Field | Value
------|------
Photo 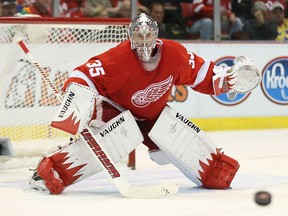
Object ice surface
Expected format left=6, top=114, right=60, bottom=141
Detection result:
left=1, top=129, right=288, bottom=216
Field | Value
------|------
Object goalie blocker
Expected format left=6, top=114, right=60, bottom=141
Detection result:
left=32, top=106, right=239, bottom=194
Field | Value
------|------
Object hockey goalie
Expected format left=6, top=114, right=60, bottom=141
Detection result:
left=29, top=13, right=261, bottom=195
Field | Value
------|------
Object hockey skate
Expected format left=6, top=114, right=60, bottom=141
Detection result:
left=28, top=169, right=48, bottom=193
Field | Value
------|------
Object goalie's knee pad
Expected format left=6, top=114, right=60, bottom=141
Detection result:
left=149, top=106, right=240, bottom=189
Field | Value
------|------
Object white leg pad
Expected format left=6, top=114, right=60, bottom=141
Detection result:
left=46, top=138, right=103, bottom=184
left=148, top=106, right=218, bottom=187
left=93, top=110, right=144, bottom=163
left=149, top=149, right=170, bottom=165
left=46, top=110, right=143, bottom=185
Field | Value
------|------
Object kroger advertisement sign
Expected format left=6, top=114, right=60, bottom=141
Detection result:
left=261, top=57, right=288, bottom=105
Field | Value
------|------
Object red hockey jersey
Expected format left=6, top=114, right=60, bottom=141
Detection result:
left=64, top=39, right=216, bottom=121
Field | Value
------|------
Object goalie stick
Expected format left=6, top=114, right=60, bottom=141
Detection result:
left=17, top=38, right=178, bottom=198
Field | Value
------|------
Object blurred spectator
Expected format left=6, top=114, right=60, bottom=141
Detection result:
left=16, top=0, right=33, bottom=12
left=149, top=2, right=172, bottom=38
left=149, top=1, right=186, bottom=39
left=1, top=0, right=17, bottom=16
left=81, top=0, right=111, bottom=17
left=285, top=0, right=288, bottom=18
left=182, top=0, right=213, bottom=40
left=184, top=0, right=243, bottom=40
left=17, top=0, right=31, bottom=6
left=139, top=0, right=181, bottom=25
left=108, top=0, right=130, bottom=18
left=240, top=1, right=278, bottom=40
left=231, top=0, right=287, bottom=22
left=231, top=0, right=253, bottom=23
left=60, top=0, right=85, bottom=17
left=109, top=0, right=118, bottom=7
left=256, top=0, right=286, bottom=11
left=220, top=0, right=243, bottom=39
left=149, top=2, right=164, bottom=23
left=253, top=0, right=287, bottom=19
left=18, top=0, right=52, bottom=17
left=108, top=0, right=148, bottom=18
left=270, top=1, right=288, bottom=41
left=139, top=0, right=158, bottom=7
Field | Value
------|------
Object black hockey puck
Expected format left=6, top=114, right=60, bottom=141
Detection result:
left=254, top=191, right=272, bottom=206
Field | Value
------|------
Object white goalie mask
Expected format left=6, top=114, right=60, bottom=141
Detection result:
left=128, top=13, right=159, bottom=62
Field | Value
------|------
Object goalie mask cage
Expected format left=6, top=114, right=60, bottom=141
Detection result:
left=0, top=17, right=135, bottom=169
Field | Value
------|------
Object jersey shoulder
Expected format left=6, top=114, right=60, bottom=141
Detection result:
left=160, top=39, right=189, bottom=62
left=161, top=39, right=187, bottom=51
left=96, top=40, right=132, bottom=62
left=161, top=39, right=188, bottom=56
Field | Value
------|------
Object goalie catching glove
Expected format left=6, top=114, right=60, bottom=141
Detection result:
left=213, top=55, right=261, bottom=95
